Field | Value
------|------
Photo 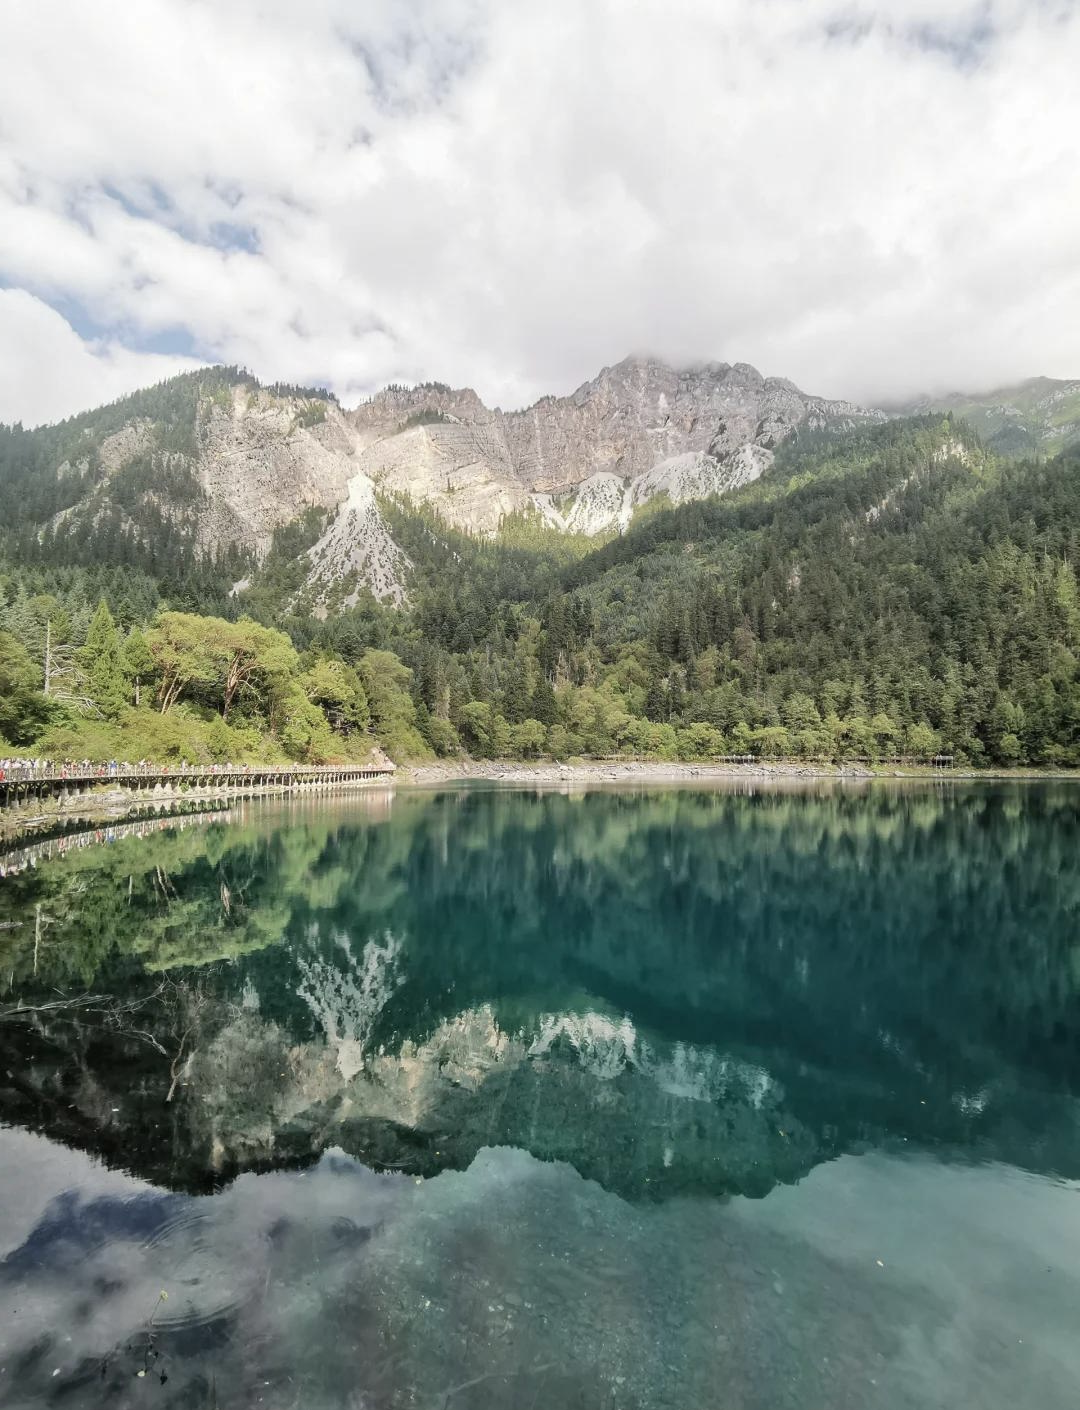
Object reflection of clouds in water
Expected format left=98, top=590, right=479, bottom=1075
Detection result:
left=296, top=927, right=403, bottom=1080
left=0, top=1134, right=404, bottom=1405
left=529, top=1009, right=776, bottom=1108
left=2, top=1134, right=1079, bottom=1410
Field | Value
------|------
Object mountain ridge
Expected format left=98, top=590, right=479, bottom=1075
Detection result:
left=0, top=356, right=889, bottom=607
left=886, top=375, right=1080, bottom=458
left=345, top=354, right=884, bottom=536
left=3, top=358, right=1078, bottom=613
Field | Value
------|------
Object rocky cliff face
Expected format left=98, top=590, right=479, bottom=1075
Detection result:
left=193, top=385, right=361, bottom=556
left=35, top=358, right=884, bottom=606
left=344, top=356, right=883, bottom=535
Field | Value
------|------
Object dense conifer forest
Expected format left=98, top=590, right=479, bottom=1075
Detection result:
left=2, top=401, right=1079, bottom=767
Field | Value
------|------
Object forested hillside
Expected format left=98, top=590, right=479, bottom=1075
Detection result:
left=897, top=377, right=1080, bottom=458
left=2, top=405, right=1079, bottom=768
left=0, top=366, right=347, bottom=609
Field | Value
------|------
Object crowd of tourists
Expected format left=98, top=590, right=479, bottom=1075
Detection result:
left=0, top=758, right=256, bottom=782
left=0, top=759, right=377, bottom=782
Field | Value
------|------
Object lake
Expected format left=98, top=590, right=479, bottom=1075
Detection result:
left=1, top=782, right=1079, bottom=1408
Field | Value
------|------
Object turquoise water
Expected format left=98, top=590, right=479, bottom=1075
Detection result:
left=1, top=782, right=1079, bottom=1407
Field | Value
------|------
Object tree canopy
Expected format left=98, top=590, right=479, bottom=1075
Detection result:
left=3, top=411, right=1080, bottom=767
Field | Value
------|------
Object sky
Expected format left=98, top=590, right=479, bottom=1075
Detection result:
left=1, top=0, right=1078, bottom=426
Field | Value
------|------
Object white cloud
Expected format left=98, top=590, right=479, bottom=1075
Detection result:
left=1, top=0, right=1078, bottom=423
left=0, top=290, right=202, bottom=426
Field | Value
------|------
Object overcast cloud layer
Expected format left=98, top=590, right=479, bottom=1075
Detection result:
left=1, top=0, right=1078, bottom=426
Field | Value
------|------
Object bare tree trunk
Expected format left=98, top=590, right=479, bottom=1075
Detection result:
left=160, top=673, right=186, bottom=714
left=222, top=662, right=241, bottom=719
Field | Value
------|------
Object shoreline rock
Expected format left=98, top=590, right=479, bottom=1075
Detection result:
left=400, top=759, right=1080, bottom=787
left=405, top=760, right=875, bottom=786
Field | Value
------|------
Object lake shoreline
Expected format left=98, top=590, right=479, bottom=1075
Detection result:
left=4, top=759, right=1077, bottom=843
left=401, top=759, right=1080, bottom=786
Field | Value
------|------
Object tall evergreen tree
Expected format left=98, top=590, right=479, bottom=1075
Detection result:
left=79, top=600, right=126, bottom=719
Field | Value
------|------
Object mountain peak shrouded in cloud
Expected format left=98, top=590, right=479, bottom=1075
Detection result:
left=1, top=0, right=1079, bottom=427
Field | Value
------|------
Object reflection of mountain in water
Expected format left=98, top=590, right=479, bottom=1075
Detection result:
left=2, top=784, right=1080, bottom=1197
left=182, top=996, right=814, bottom=1199
left=296, top=928, right=405, bottom=1081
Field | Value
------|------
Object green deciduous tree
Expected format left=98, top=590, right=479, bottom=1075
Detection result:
left=511, top=718, right=547, bottom=757
left=220, top=618, right=298, bottom=720
left=299, top=658, right=370, bottom=734
left=147, top=612, right=224, bottom=714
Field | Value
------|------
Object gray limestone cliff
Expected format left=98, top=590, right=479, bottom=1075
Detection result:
left=344, top=356, right=884, bottom=535
left=34, top=357, right=885, bottom=605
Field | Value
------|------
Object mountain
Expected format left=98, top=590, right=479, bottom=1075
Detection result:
left=0, top=358, right=884, bottom=607
left=891, top=376, right=1080, bottom=458
left=0, top=370, right=358, bottom=553
left=4, top=383, right=1080, bottom=769
left=346, top=357, right=882, bottom=537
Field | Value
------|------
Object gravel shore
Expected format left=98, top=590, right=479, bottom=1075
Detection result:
left=401, top=759, right=884, bottom=786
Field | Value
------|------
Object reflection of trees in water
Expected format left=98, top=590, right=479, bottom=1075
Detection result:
left=0, top=969, right=220, bottom=1189
left=0, top=819, right=348, bottom=986
left=297, top=785, right=1080, bottom=1092
left=2, top=785, right=1080, bottom=1193
left=5, top=787, right=1080, bottom=1072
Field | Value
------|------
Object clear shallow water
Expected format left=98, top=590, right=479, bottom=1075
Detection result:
left=1, top=782, right=1079, bottom=1408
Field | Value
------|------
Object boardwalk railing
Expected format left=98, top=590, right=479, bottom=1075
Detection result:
left=0, top=761, right=394, bottom=784
left=0, top=762, right=396, bottom=812
left=0, top=807, right=229, bottom=877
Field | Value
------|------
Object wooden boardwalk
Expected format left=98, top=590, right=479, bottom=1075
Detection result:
left=0, top=762, right=395, bottom=812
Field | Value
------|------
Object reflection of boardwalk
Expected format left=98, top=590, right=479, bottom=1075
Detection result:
left=0, top=808, right=230, bottom=878
left=0, top=762, right=396, bottom=813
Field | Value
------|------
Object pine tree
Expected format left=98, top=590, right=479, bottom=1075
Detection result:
left=79, top=600, right=126, bottom=718
left=121, top=627, right=155, bottom=708
left=530, top=675, right=559, bottom=725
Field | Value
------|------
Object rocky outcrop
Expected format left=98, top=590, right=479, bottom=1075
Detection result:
left=346, top=421, right=531, bottom=535
left=97, top=419, right=159, bottom=475
left=302, top=471, right=410, bottom=607
left=344, top=356, right=883, bottom=536
left=193, top=385, right=361, bottom=557
left=497, top=358, right=871, bottom=489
